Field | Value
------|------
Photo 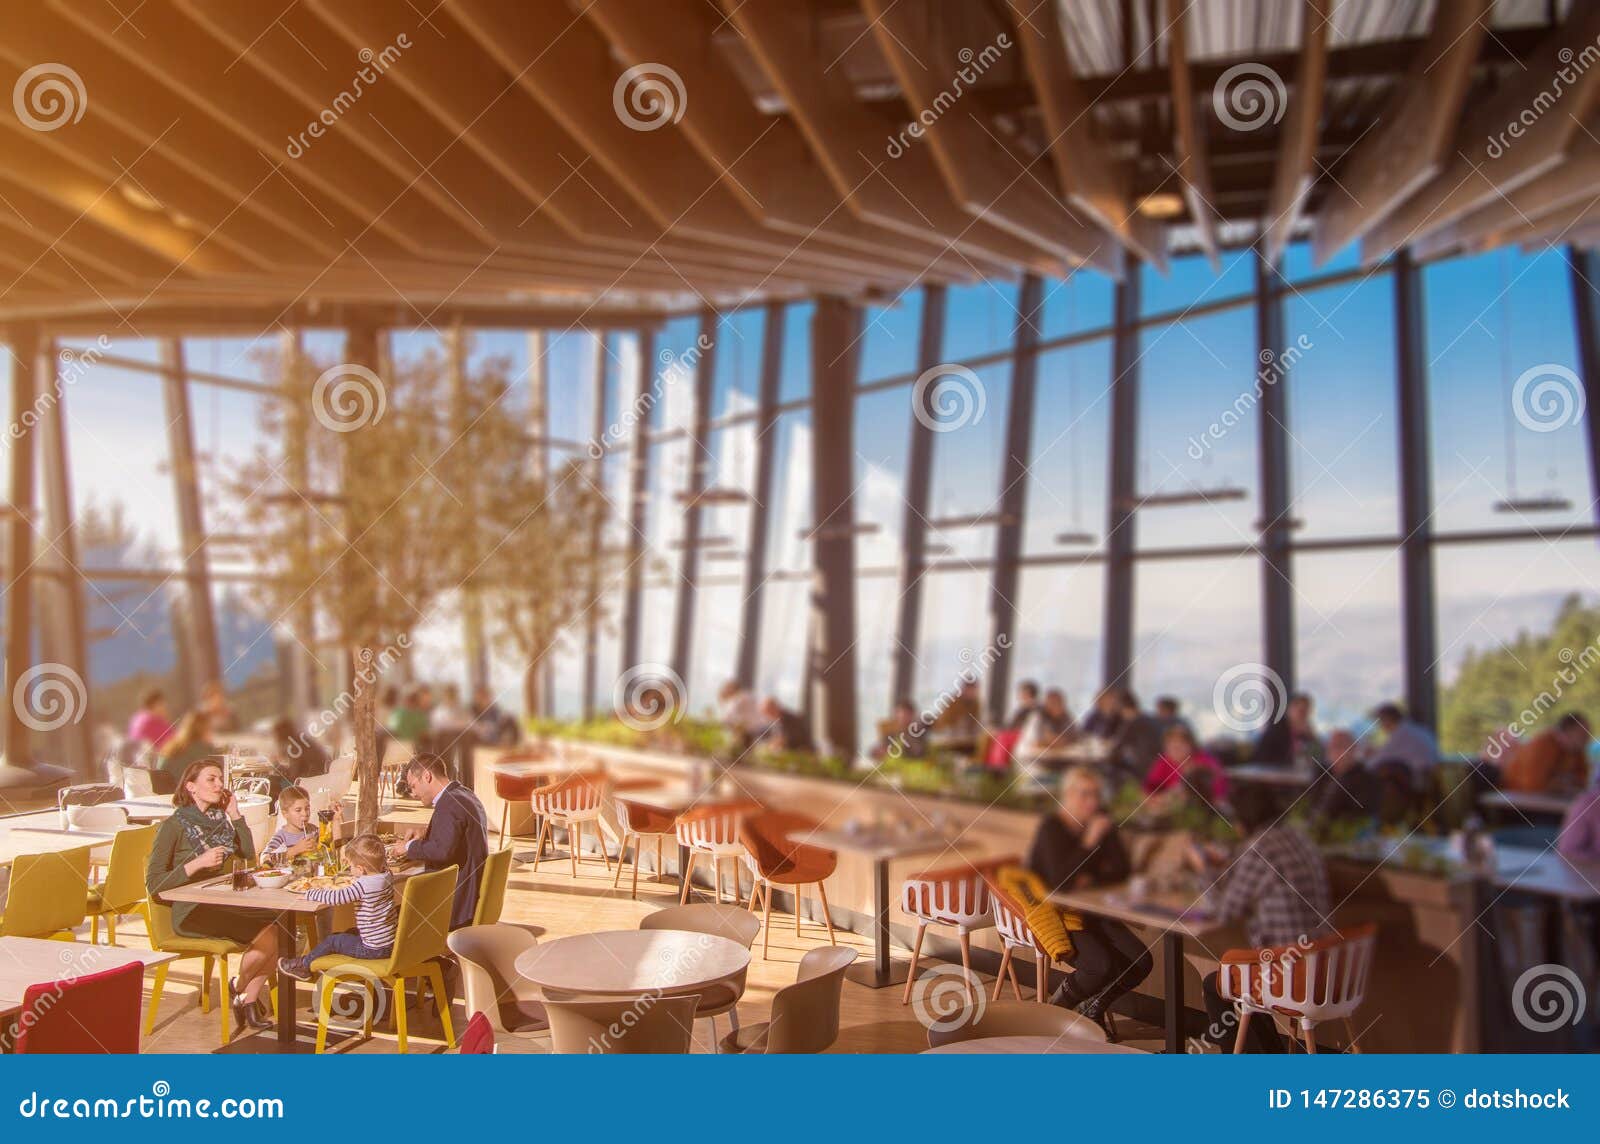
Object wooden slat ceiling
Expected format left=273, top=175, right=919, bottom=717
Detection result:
left=0, top=0, right=1581, bottom=327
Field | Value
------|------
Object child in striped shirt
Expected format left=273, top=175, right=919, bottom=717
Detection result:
left=277, top=834, right=398, bottom=981
left=263, top=786, right=319, bottom=863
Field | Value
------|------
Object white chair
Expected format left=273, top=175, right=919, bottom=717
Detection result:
left=67, top=804, right=130, bottom=832
left=612, top=797, right=680, bottom=899
left=121, top=768, right=156, bottom=799
left=1217, top=923, right=1377, bottom=1052
left=305, top=754, right=355, bottom=816
left=988, top=879, right=1055, bottom=1003
left=674, top=800, right=760, bottom=905
left=900, top=859, right=1007, bottom=1004
left=530, top=773, right=610, bottom=878
left=240, top=796, right=274, bottom=856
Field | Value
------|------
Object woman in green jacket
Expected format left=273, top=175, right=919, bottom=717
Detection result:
left=146, top=759, right=276, bottom=1034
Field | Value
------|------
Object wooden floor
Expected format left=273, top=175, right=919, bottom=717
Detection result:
left=93, top=842, right=1168, bottom=1054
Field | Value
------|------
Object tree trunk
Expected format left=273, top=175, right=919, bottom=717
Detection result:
left=522, top=658, right=544, bottom=722
left=352, top=642, right=380, bottom=835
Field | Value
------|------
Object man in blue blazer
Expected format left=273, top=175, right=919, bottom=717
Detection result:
left=389, top=752, right=489, bottom=930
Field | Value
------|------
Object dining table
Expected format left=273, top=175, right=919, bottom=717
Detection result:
left=1048, top=883, right=1225, bottom=1054
left=0, top=825, right=132, bottom=867
left=921, top=1033, right=1147, bottom=1054
left=160, top=863, right=421, bottom=1051
left=514, top=929, right=750, bottom=999
left=0, top=936, right=177, bottom=1028
left=789, top=825, right=950, bottom=989
left=1478, top=788, right=1575, bottom=826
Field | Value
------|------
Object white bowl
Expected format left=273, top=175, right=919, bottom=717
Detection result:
left=254, top=870, right=292, bottom=890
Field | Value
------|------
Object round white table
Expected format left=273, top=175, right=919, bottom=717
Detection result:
left=921, top=1034, right=1146, bottom=1054
left=514, top=929, right=751, bottom=998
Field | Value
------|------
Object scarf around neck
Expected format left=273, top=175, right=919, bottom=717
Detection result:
left=175, top=803, right=240, bottom=857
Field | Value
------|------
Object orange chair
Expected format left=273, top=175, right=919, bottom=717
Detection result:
left=1217, top=923, right=1377, bottom=1053
left=530, top=772, right=610, bottom=879
left=612, top=797, right=680, bottom=899
left=674, top=800, right=761, bottom=905
left=983, top=874, right=1064, bottom=1003
left=900, top=856, right=1014, bottom=1005
left=493, top=770, right=548, bottom=847
left=738, top=810, right=838, bottom=958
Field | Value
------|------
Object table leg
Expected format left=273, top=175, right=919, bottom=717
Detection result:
left=1164, top=932, right=1184, bottom=1054
left=846, top=857, right=910, bottom=989
left=276, top=914, right=298, bottom=1047
left=677, top=842, right=691, bottom=899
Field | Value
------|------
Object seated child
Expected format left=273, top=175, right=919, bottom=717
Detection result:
left=262, top=786, right=321, bottom=863
left=277, top=834, right=398, bottom=980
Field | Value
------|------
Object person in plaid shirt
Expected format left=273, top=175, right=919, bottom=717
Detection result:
left=1195, top=785, right=1332, bottom=1051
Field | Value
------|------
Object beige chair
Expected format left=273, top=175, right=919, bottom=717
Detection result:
left=545, top=993, right=701, bottom=1054
left=719, top=946, right=857, bottom=1053
left=925, top=999, right=1108, bottom=1049
left=639, top=903, right=758, bottom=1045
left=611, top=797, right=680, bottom=899
left=446, top=924, right=550, bottom=1039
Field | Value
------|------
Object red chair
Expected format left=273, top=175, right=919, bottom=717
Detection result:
left=13, top=961, right=143, bottom=1053
left=493, top=770, right=548, bottom=846
left=459, top=1011, right=496, bottom=1054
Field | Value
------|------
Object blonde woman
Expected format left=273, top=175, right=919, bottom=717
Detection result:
left=1026, top=766, right=1151, bottom=1039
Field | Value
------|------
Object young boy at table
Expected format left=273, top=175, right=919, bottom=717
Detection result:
left=277, top=834, right=398, bottom=979
left=263, top=786, right=321, bottom=863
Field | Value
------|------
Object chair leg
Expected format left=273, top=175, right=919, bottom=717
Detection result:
left=427, top=965, right=456, bottom=1048
left=613, top=833, right=630, bottom=889
left=144, top=962, right=169, bottom=1036
left=569, top=823, right=580, bottom=879
left=315, top=977, right=336, bottom=1054
left=902, top=923, right=928, bottom=1004
left=816, top=883, right=836, bottom=945
left=632, top=843, right=641, bottom=900
left=90, top=915, right=99, bottom=945
left=655, top=836, right=663, bottom=878
left=1008, top=961, right=1022, bottom=1000
left=746, top=878, right=761, bottom=911
left=218, top=959, right=231, bottom=1043
left=200, top=955, right=214, bottom=1012
left=531, top=819, right=549, bottom=873
left=793, top=887, right=803, bottom=936
left=762, top=883, right=773, bottom=959
left=1343, top=1017, right=1361, bottom=1053
left=394, top=976, right=409, bottom=1053
left=1233, top=1010, right=1252, bottom=1054
left=1301, top=1024, right=1318, bottom=1054
left=499, top=802, right=509, bottom=847
left=106, top=914, right=117, bottom=947
left=958, top=931, right=974, bottom=1003
left=1034, top=953, right=1048, bottom=1003
left=989, top=947, right=1011, bottom=1002
left=597, top=823, right=613, bottom=872
left=679, top=851, right=696, bottom=904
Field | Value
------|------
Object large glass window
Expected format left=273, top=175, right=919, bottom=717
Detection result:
left=1039, top=272, right=1114, bottom=341
left=860, top=289, right=924, bottom=383
left=926, top=362, right=1011, bottom=563
left=944, top=281, right=1019, bottom=361
left=710, top=307, right=764, bottom=420
left=1292, top=549, right=1403, bottom=733
left=854, top=386, right=913, bottom=570
left=913, top=569, right=993, bottom=705
left=1012, top=562, right=1105, bottom=716
left=1023, top=339, right=1113, bottom=555
left=1425, top=248, right=1590, bottom=534
left=1141, top=248, right=1254, bottom=317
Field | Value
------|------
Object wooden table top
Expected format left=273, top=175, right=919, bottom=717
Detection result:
left=514, top=929, right=750, bottom=997
left=160, top=864, right=423, bottom=914
left=1490, top=846, right=1600, bottom=902
left=797, top=826, right=950, bottom=862
left=110, top=798, right=179, bottom=821
left=1478, top=789, right=1575, bottom=817
left=0, top=825, right=131, bottom=867
left=921, top=1034, right=1147, bottom=1054
left=0, top=937, right=177, bottom=1017
left=1226, top=763, right=1317, bottom=788
left=1048, top=883, right=1225, bottom=942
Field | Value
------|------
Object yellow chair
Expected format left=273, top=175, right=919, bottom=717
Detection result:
left=0, top=847, right=91, bottom=939
left=472, top=847, right=513, bottom=927
left=87, top=825, right=158, bottom=945
left=143, top=898, right=249, bottom=1042
left=312, top=866, right=458, bottom=1054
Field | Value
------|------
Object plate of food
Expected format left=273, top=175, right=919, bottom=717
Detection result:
left=285, top=874, right=354, bottom=893
left=253, top=868, right=292, bottom=889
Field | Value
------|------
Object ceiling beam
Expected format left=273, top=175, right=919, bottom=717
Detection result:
left=857, top=0, right=1118, bottom=274
left=1311, top=0, right=1491, bottom=264
left=1165, top=0, right=1219, bottom=268
left=1003, top=0, right=1166, bottom=269
left=1261, top=0, right=1329, bottom=266
left=1362, top=4, right=1600, bottom=262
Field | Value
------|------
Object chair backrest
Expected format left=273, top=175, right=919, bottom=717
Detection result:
left=1, top=848, right=91, bottom=938
left=14, top=962, right=143, bottom=1053
left=472, top=847, right=514, bottom=927
left=67, top=804, right=130, bottom=832
left=447, top=924, right=539, bottom=1035
left=144, top=899, right=180, bottom=949
left=459, top=1011, right=496, bottom=1055
left=675, top=799, right=761, bottom=849
left=925, top=999, right=1106, bottom=1048
left=1218, top=923, right=1378, bottom=1020
left=494, top=771, right=545, bottom=802
left=639, top=902, right=761, bottom=949
left=391, top=867, right=459, bottom=971
left=532, top=772, right=604, bottom=816
left=121, top=768, right=156, bottom=799
left=544, top=993, right=701, bottom=1054
left=984, top=876, right=1043, bottom=954
left=100, top=824, right=160, bottom=914
left=901, top=858, right=1012, bottom=929
left=738, top=809, right=825, bottom=879
left=760, top=946, right=857, bottom=1053
left=616, top=797, right=678, bottom=836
